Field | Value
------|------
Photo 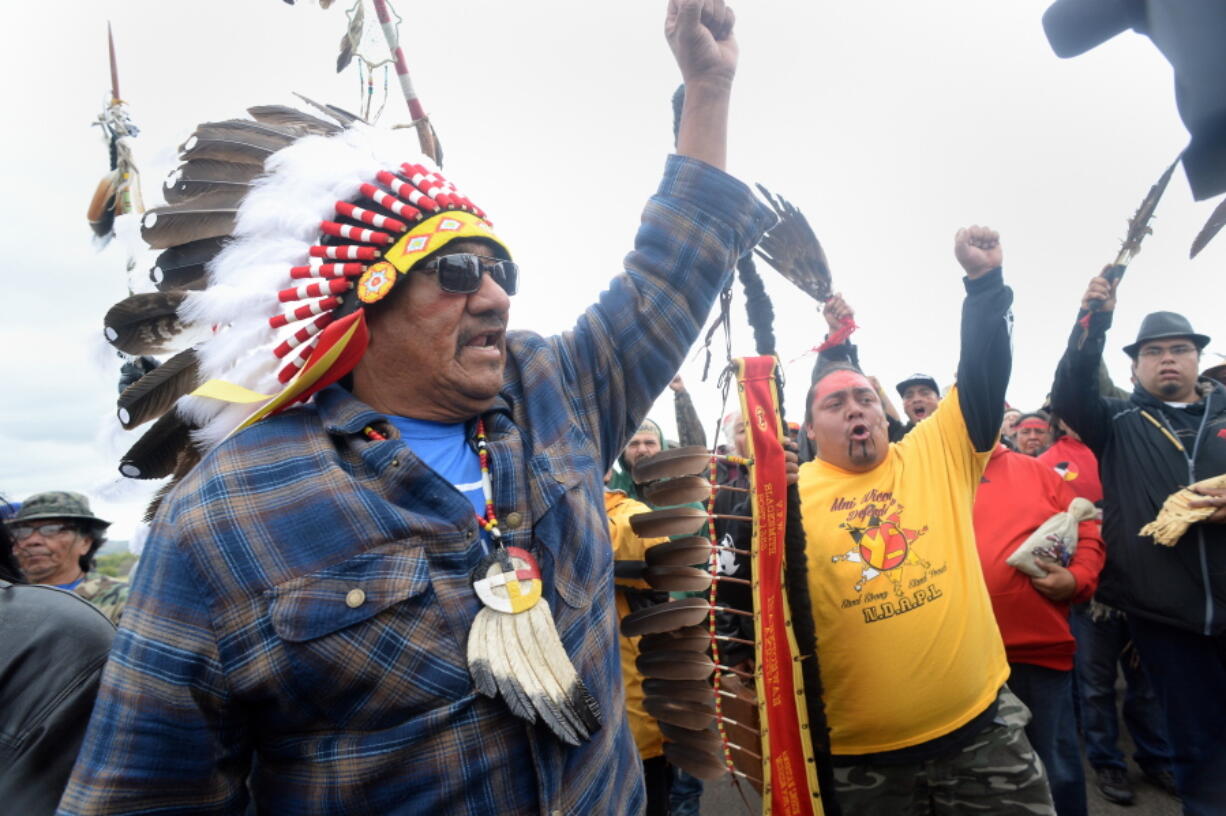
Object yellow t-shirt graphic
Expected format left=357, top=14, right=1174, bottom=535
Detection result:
left=800, top=386, right=1009, bottom=754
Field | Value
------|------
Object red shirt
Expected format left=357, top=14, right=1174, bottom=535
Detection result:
left=1037, top=436, right=1103, bottom=504
left=973, top=446, right=1105, bottom=670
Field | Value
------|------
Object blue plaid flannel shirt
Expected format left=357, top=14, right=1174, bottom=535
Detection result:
left=59, top=155, right=773, bottom=816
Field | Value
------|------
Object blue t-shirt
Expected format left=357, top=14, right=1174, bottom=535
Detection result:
left=55, top=576, right=85, bottom=591
left=388, top=415, right=486, bottom=530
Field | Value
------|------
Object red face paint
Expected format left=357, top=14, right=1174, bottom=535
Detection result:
left=1015, top=419, right=1049, bottom=431
left=808, top=370, right=889, bottom=471
left=813, top=370, right=873, bottom=404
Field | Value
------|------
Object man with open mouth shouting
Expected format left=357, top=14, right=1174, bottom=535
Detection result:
left=60, top=3, right=774, bottom=815
left=797, top=227, right=1057, bottom=815
left=896, top=372, right=941, bottom=435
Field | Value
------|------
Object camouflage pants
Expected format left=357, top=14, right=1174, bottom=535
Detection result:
left=832, top=688, right=1056, bottom=815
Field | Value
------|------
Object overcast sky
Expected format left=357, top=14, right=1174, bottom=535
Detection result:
left=1, top=1, right=1221, bottom=541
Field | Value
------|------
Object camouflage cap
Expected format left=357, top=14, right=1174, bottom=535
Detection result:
left=11, top=491, right=110, bottom=526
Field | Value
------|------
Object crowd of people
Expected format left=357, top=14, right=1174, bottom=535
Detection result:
left=2, top=1, right=1224, bottom=814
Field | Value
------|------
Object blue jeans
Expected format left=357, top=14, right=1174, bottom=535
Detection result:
left=1069, top=604, right=1172, bottom=772
left=1128, top=616, right=1226, bottom=816
left=1007, top=664, right=1087, bottom=816
left=668, top=767, right=703, bottom=816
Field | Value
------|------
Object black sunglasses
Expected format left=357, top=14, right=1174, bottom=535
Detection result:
left=419, top=253, right=518, bottom=296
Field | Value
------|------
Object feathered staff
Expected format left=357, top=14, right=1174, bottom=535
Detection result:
left=740, top=180, right=855, bottom=813
left=621, top=86, right=840, bottom=815
left=1101, top=157, right=1179, bottom=288
left=311, top=0, right=442, bottom=163
left=733, top=222, right=840, bottom=816
left=1077, top=158, right=1179, bottom=344
left=753, top=186, right=856, bottom=353
left=370, top=0, right=441, bottom=164
left=87, top=24, right=144, bottom=247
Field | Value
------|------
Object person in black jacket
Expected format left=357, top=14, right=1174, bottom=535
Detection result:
left=0, top=502, right=116, bottom=815
left=1052, top=275, right=1226, bottom=816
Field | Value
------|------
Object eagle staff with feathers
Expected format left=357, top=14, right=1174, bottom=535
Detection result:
left=621, top=87, right=840, bottom=811
left=64, top=2, right=783, bottom=814
left=87, top=23, right=144, bottom=249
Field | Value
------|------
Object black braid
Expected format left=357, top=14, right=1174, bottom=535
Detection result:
left=783, top=481, right=840, bottom=814
left=736, top=255, right=775, bottom=357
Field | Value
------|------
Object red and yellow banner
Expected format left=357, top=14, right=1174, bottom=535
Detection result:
left=736, top=356, right=824, bottom=816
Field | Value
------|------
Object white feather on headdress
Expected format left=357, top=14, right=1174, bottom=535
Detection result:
left=103, top=107, right=499, bottom=491
left=169, top=124, right=444, bottom=449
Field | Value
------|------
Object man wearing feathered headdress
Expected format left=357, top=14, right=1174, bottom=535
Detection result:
left=60, top=2, right=773, bottom=814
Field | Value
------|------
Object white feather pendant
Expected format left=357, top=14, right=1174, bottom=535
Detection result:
left=467, top=547, right=602, bottom=745
left=490, top=610, right=538, bottom=724
left=467, top=607, right=499, bottom=699
left=524, top=599, right=602, bottom=735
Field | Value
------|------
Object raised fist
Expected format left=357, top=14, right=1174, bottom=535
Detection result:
left=1079, top=269, right=1119, bottom=313
left=822, top=292, right=854, bottom=333
left=954, top=225, right=1002, bottom=279
left=666, top=0, right=738, bottom=89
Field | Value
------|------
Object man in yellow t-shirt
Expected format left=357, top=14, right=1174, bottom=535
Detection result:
left=798, top=227, right=1054, bottom=815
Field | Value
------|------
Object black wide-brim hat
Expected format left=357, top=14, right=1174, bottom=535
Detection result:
left=1122, top=311, right=1211, bottom=358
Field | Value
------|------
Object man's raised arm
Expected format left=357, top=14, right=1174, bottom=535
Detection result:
left=1051, top=274, right=1117, bottom=453
left=669, top=0, right=736, bottom=170
left=953, top=225, right=1013, bottom=452
left=545, top=0, right=773, bottom=469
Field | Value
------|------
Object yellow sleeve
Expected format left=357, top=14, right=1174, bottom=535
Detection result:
left=605, top=493, right=667, bottom=566
left=893, top=386, right=991, bottom=490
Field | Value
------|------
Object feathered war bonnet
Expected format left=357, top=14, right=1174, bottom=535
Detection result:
left=104, top=105, right=508, bottom=485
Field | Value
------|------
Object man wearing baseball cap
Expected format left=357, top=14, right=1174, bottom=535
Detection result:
left=5, top=491, right=128, bottom=623
left=1053, top=275, right=1225, bottom=815
left=896, top=373, right=940, bottom=436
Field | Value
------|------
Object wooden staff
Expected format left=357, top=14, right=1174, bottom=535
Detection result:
left=370, top=0, right=440, bottom=164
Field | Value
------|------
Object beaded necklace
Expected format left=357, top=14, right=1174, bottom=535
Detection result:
left=363, top=416, right=599, bottom=744
left=473, top=420, right=502, bottom=543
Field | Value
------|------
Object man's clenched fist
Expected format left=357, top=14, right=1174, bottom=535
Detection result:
left=954, top=225, right=1002, bottom=279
